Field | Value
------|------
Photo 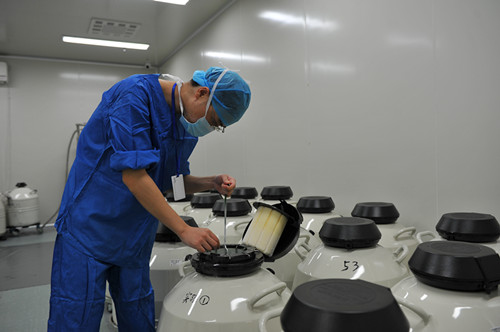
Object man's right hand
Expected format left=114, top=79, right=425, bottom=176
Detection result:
left=178, top=226, right=220, bottom=252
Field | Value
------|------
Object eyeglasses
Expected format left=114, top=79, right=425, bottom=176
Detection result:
left=205, top=68, right=229, bottom=135
left=213, top=125, right=225, bottom=133
left=209, top=105, right=225, bottom=133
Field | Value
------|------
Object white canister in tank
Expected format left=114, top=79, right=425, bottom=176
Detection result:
left=203, top=198, right=253, bottom=244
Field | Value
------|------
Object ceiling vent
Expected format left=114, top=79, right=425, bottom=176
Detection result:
left=88, top=18, right=141, bottom=38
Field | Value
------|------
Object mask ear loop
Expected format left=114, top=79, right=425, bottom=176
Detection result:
left=218, top=61, right=241, bottom=73
left=177, top=83, right=184, bottom=116
left=161, top=74, right=185, bottom=115
left=161, top=73, right=183, bottom=82
left=205, top=68, right=229, bottom=116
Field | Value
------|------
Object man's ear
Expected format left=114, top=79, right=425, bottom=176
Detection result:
left=195, top=86, right=210, bottom=99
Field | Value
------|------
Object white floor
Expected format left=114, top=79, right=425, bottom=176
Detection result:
left=0, top=225, right=117, bottom=332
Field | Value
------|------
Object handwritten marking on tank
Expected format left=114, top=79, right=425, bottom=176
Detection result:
left=199, top=295, right=210, bottom=305
left=182, top=292, right=198, bottom=304
left=341, top=260, right=360, bottom=272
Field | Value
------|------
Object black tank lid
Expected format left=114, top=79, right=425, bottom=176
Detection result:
left=281, top=279, right=410, bottom=332
left=190, top=193, right=222, bottom=208
left=191, top=201, right=303, bottom=276
left=212, top=198, right=252, bottom=217
left=351, top=202, right=400, bottom=224
left=190, top=244, right=264, bottom=277
left=260, top=186, right=293, bottom=200
left=319, top=217, right=381, bottom=249
left=231, top=187, right=258, bottom=199
left=409, top=241, right=500, bottom=293
left=436, top=212, right=500, bottom=243
left=297, top=196, right=335, bottom=213
left=155, top=216, right=198, bottom=243
left=165, top=192, right=193, bottom=203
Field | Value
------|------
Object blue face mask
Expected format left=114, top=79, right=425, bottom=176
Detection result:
left=175, top=69, right=229, bottom=137
left=179, top=113, right=214, bottom=137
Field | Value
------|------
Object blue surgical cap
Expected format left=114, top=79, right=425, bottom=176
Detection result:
left=192, top=67, right=251, bottom=127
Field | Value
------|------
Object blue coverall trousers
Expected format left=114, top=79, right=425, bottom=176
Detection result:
left=48, top=235, right=155, bottom=332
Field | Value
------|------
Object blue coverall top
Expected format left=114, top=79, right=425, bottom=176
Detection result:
left=55, top=74, right=198, bottom=268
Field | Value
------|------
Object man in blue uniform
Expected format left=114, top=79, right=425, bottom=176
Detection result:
left=48, top=67, right=251, bottom=331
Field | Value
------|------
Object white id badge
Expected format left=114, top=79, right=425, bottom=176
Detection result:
left=171, top=174, right=186, bottom=201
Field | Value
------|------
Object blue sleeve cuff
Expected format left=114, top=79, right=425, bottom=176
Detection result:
left=110, top=149, right=160, bottom=171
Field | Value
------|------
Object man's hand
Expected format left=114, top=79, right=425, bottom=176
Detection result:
left=177, top=226, right=220, bottom=252
left=122, top=169, right=219, bottom=252
left=214, top=174, right=236, bottom=196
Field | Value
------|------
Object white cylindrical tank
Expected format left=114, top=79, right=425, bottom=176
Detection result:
left=392, top=241, right=500, bottom=332
left=0, top=194, right=7, bottom=239
left=183, top=193, right=222, bottom=224
left=150, top=216, right=198, bottom=319
left=6, top=182, right=40, bottom=227
left=296, top=196, right=342, bottom=240
left=434, top=212, right=500, bottom=254
left=164, top=192, right=193, bottom=216
left=259, top=279, right=415, bottom=332
left=110, top=216, right=199, bottom=326
left=157, top=247, right=291, bottom=332
left=157, top=201, right=303, bottom=332
left=292, top=217, right=409, bottom=290
left=351, top=202, right=436, bottom=267
left=262, top=227, right=321, bottom=290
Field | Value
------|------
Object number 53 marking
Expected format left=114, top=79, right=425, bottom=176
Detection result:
left=341, top=260, right=359, bottom=272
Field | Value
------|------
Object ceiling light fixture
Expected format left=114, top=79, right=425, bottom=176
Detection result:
left=154, top=0, right=190, bottom=5
left=62, top=36, right=149, bottom=50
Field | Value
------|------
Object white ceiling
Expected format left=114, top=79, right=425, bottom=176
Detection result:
left=0, top=0, right=235, bottom=68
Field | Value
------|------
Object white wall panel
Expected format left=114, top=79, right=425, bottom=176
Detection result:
left=304, top=0, right=437, bottom=221
left=237, top=0, right=309, bottom=192
left=0, top=57, right=149, bottom=224
left=162, top=0, right=500, bottom=231
left=0, top=84, right=10, bottom=194
left=434, top=0, right=500, bottom=216
left=2, top=0, right=499, bottom=232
